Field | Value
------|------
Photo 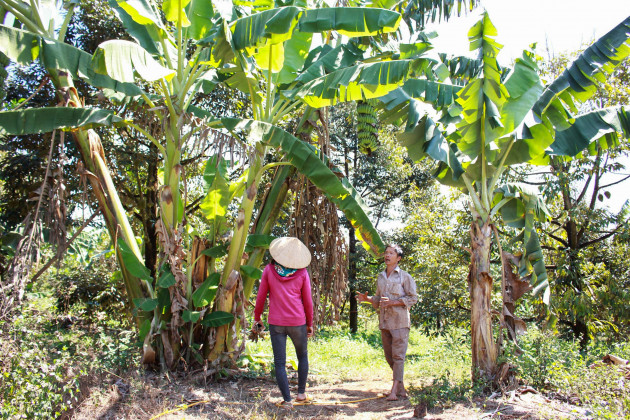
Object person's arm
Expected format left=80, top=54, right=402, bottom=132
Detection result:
left=301, top=270, right=314, bottom=337
left=253, top=267, right=270, bottom=324
left=400, top=272, right=418, bottom=307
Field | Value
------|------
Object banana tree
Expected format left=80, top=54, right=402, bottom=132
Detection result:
left=0, top=0, right=152, bottom=324
left=0, top=0, right=406, bottom=369
left=390, top=14, right=630, bottom=382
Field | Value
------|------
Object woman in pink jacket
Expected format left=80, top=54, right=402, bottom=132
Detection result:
left=253, top=237, right=314, bottom=407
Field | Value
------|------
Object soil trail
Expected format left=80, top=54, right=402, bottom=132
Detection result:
left=73, top=375, right=588, bottom=419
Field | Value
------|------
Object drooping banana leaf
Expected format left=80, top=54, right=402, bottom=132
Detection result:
left=0, top=107, right=123, bottom=135
left=92, top=40, right=176, bottom=83
left=294, top=57, right=445, bottom=107
left=108, top=0, right=172, bottom=57
left=493, top=184, right=550, bottom=303
left=221, top=118, right=385, bottom=256
left=293, top=43, right=366, bottom=86
left=403, top=0, right=480, bottom=28
left=533, top=16, right=630, bottom=117
left=398, top=113, right=464, bottom=178
left=550, top=106, right=630, bottom=156
left=0, top=25, right=144, bottom=97
left=379, top=78, right=463, bottom=124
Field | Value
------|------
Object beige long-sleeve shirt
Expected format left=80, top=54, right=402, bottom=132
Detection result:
left=372, top=266, right=418, bottom=330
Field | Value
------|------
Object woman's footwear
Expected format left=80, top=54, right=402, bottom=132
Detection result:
left=275, top=400, right=294, bottom=409
left=294, top=396, right=313, bottom=404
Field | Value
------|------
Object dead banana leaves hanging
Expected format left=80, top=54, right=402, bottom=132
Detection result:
left=356, top=99, right=379, bottom=156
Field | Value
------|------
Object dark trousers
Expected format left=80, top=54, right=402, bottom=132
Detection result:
left=269, top=324, right=309, bottom=402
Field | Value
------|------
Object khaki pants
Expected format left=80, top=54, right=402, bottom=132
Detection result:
left=380, top=328, right=410, bottom=381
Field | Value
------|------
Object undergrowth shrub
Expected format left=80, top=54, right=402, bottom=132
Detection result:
left=53, top=258, right=127, bottom=324
left=0, top=281, right=138, bottom=419
left=507, top=326, right=630, bottom=419
left=0, top=332, right=82, bottom=419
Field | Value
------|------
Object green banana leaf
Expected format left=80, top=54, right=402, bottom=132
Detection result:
left=162, top=0, right=192, bottom=26
left=398, top=113, right=464, bottom=178
left=93, top=40, right=176, bottom=83
left=533, top=16, right=630, bottom=117
left=295, top=58, right=444, bottom=107
left=231, top=7, right=302, bottom=53
left=404, top=0, right=480, bottom=27
left=184, top=0, right=216, bottom=40
left=0, top=25, right=143, bottom=97
left=230, top=7, right=401, bottom=55
left=493, top=185, right=550, bottom=303
left=0, top=107, right=123, bottom=135
left=550, top=106, right=630, bottom=156
left=200, top=156, right=231, bottom=239
left=298, top=8, right=401, bottom=37
left=192, top=273, right=220, bottom=307
left=293, top=43, right=366, bottom=86
left=221, top=118, right=385, bottom=256
left=108, top=0, right=170, bottom=57
left=201, top=310, right=234, bottom=327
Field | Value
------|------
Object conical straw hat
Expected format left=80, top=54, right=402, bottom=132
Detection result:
left=269, top=237, right=311, bottom=269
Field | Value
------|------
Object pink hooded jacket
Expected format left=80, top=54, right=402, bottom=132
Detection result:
left=254, top=264, right=313, bottom=327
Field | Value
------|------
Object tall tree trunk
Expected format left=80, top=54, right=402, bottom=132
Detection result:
left=143, top=144, right=160, bottom=278
left=348, top=226, right=358, bottom=334
left=469, top=222, right=498, bottom=381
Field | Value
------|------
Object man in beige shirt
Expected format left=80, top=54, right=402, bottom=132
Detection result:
left=357, top=244, right=418, bottom=401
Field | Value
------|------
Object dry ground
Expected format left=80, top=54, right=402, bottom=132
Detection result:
left=70, top=371, right=590, bottom=420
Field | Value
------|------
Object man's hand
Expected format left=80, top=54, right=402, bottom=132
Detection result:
left=355, top=291, right=370, bottom=303
left=307, top=326, right=314, bottom=338
left=380, top=297, right=401, bottom=308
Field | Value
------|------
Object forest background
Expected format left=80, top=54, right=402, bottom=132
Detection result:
left=0, top=0, right=629, bottom=418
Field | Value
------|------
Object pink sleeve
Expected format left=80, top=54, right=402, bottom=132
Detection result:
left=254, top=266, right=270, bottom=322
left=302, top=270, right=314, bottom=327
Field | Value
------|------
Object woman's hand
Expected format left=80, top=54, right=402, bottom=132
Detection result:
left=307, top=326, right=314, bottom=338
left=252, top=321, right=265, bottom=333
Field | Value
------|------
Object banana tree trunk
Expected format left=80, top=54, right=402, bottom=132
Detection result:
left=469, top=221, right=498, bottom=381
left=205, top=148, right=265, bottom=361
left=51, top=70, right=149, bottom=326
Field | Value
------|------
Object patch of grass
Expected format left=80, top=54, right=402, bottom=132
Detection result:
left=507, top=327, right=630, bottom=419
left=244, top=310, right=472, bottom=389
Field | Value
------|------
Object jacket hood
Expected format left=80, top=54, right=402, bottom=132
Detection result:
left=266, top=264, right=305, bottom=281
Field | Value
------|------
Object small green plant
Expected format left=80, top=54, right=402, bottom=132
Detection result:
left=507, top=326, right=630, bottom=419
left=408, top=372, right=480, bottom=410
left=0, top=333, right=82, bottom=418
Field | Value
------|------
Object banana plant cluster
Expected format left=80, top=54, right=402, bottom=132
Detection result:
left=389, top=13, right=630, bottom=380
left=0, top=0, right=436, bottom=369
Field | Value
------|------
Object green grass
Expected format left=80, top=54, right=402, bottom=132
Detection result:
left=243, top=309, right=471, bottom=387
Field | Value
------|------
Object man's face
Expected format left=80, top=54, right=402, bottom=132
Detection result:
left=384, top=247, right=401, bottom=266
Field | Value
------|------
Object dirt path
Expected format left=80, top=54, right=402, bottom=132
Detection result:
left=73, top=373, right=590, bottom=420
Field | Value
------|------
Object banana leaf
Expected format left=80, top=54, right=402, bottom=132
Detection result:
left=0, top=25, right=144, bottom=97
left=221, top=118, right=385, bottom=256
left=533, top=16, right=630, bottom=116
left=550, top=106, right=630, bottom=156
left=0, top=107, right=123, bottom=135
